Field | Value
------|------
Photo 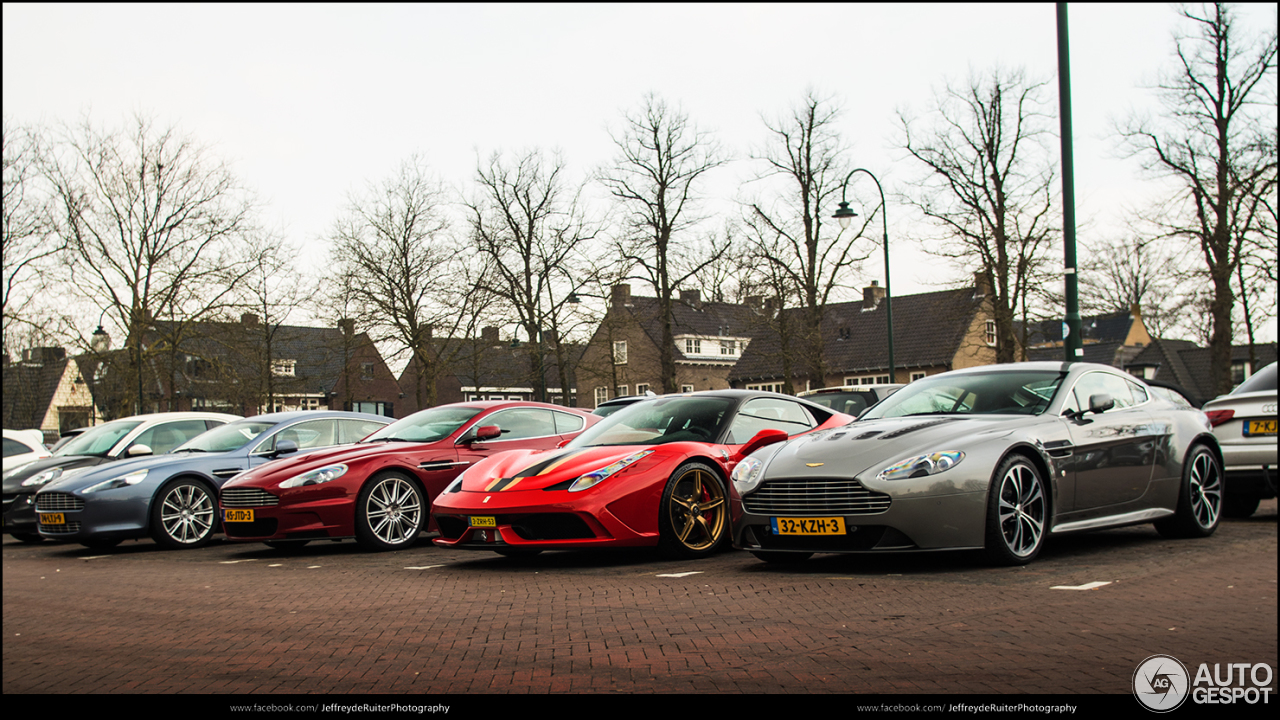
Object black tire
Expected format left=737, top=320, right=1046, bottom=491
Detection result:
left=354, top=472, right=425, bottom=551
left=149, top=479, right=217, bottom=549
left=1221, top=492, right=1260, bottom=520
left=11, top=532, right=44, bottom=544
left=750, top=551, right=813, bottom=565
left=264, top=540, right=311, bottom=550
left=657, top=461, right=730, bottom=559
left=982, top=454, right=1048, bottom=566
left=1155, top=445, right=1223, bottom=538
left=80, top=538, right=121, bottom=550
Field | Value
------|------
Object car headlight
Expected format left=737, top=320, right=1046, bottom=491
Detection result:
left=444, top=467, right=470, bottom=494
left=568, top=450, right=653, bottom=493
left=876, top=451, right=965, bottom=482
left=22, top=467, right=63, bottom=487
left=82, top=469, right=149, bottom=494
left=279, top=464, right=348, bottom=489
left=731, top=455, right=766, bottom=495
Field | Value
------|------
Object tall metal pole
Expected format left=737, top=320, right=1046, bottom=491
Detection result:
left=835, top=169, right=895, bottom=382
left=1057, top=3, right=1083, bottom=361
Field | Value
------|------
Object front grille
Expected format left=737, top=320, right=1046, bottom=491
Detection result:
left=743, top=477, right=891, bottom=516
left=220, top=488, right=279, bottom=507
left=38, top=520, right=82, bottom=534
left=36, top=493, right=85, bottom=512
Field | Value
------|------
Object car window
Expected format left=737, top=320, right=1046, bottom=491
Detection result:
left=864, top=371, right=1064, bottom=419
left=3, top=438, right=31, bottom=458
left=804, top=392, right=870, bottom=417
left=484, top=408, right=558, bottom=440
left=365, top=406, right=481, bottom=443
left=1151, top=386, right=1194, bottom=408
left=725, top=398, right=817, bottom=444
left=177, top=421, right=275, bottom=453
left=552, top=411, right=586, bottom=434
left=1071, top=372, right=1136, bottom=411
left=569, top=397, right=735, bottom=447
left=130, top=420, right=214, bottom=455
left=1233, top=363, right=1277, bottom=394
left=339, top=419, right=388, bottom=444
left=53, top=420, right=144, bottom=457
left=255, top=419, right=337, bottom=454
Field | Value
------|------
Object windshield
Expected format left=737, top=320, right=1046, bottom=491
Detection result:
left=174, top=420, right=275, bottom=453
left=54, top=420, right=143, bottom=457
left=1233, top=363, right=1276, bottom=394
left=362, top=406, right=482, bottom=444
left=863, top=370, right=1066, bottom=419
left=568, top=396, right=735, bottom=447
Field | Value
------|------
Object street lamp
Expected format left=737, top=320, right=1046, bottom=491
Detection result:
left=88, top=313, right=111, bottom=425
left=833, top=168, right=894, bottom=383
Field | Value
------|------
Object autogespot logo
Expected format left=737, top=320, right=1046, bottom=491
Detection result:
left=1134, top=655, right=1191, bottom=712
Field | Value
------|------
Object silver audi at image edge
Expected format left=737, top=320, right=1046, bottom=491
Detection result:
left=1202, top=361, right=1277, bottom=519
left=730, top=361, right=1225, bottom=566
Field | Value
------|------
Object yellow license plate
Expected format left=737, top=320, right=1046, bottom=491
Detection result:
left=224, top=509, right=254, bottom=522
left=469, top=516, right=496, bottom=527
left=1245, top=419, right=1277, bottom=437
left=771, top=517, right=846, bottom=535
left=39, top=513, right=65, bottom=525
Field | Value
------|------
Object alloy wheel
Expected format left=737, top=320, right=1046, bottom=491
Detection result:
left=997, top=462, right=1045, bottom=558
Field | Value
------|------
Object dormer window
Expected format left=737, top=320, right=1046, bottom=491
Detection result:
left=685, top=338, right=701, bottom=354
left=271, top=359, right=297, bottom=377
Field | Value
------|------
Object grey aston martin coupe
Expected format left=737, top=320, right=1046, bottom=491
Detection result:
left=730, top=362, right=1224, bottom=566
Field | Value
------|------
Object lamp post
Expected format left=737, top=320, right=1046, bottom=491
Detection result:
left=88, top=313, right=111, bottom=425
left=832, top=168, right=895, bottom=382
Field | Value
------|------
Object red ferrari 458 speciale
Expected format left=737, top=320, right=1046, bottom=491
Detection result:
left=431, top=390, right=854, bottom=558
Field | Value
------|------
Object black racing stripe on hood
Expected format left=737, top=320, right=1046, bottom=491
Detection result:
left=513, top=449, right=580, bottom=478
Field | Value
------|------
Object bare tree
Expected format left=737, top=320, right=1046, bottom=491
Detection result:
left=898, top=67, right=1059, bottom=363
left=745, top=91, right=874, bottom=385
left=1077, top=226, right=1199, bottom=338
left=43, top=113, right=264, bottom=414
left=1119, top=3, right=1277, bottom=394
left=599, top=93, right=729, bottom=393
left=467, top=147, right=601, bottom=402
left=2, top=120, right=64, bottom=356
left=327, top=155, right=476, bottom=410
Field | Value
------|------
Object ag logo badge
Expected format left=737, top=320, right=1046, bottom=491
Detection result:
left=1133, top=654, right=1190, bottom=712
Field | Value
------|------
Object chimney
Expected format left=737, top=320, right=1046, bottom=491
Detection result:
left=481, top=326, right=499, bottom=344
left=23, top=347, right=66, bottom=363
left=611, top=283, right=631, bottom=309
left=680, top=288, right=702, bottom=308
left=746, top=295, right=763, bottom=309
left=863, top=280, right=886, bottom=310
left=338, top=318, right=355, bottom=337
left=973, top=271, right=990, bottom=298
left=241, top=313, right=259, bottom=326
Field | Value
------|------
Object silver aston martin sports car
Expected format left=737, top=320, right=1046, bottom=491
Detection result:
left=730, top=362, right=1224, bottom=566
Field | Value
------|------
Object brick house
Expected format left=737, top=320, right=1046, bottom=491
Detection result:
left=2, top=347, right=101, bottom=443
left=1023, top=305, right=1154, bottom=367
left=729, top=282, right=999, bottom=391
left=576, top=285, right=759, bottom=408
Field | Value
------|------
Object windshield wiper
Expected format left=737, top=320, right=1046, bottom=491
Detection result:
left=173, top=447, right=208, bottom=453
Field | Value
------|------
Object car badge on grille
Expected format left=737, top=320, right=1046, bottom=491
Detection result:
left=806, top=463, right=824, bottom=467
left=483, top=495, right=491, bottom=503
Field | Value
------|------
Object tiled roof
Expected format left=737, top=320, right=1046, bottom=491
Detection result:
left=1127, top=339, right=1277, bottom=404
left=730, top=286, right=984, bottom=382
left=1022, top=310, right=1135, bottom=346
left=620, top=296, right=763, bottom=363
left=399, top=337, right=583, bottom=391
left=2, top=350, right=69, bottom=429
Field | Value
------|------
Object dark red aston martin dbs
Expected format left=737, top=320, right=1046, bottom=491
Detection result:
left=431, top=391, right=854, bottom=558
left=218, top=402, right=598, bottom=551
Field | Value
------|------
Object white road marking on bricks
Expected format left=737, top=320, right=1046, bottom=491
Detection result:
left=657, top=571, right=703, bottom=578
left=1051, top=581, right=1112, bottom=590
left=218, top=559, right=259, bottom=564
left=405, top=565, right=445, bottom=570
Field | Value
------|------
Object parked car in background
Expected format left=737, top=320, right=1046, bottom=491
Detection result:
left=798, top=384, right=903, bottom=418
left=3, top=429, right=49, bottom=474
left=4, top=412, right=238, bottom=543
left=1202, top=361, right=1277, bottom=518
left=591, top=392, right=658, bottom=418
left=432, top=391, right=854, bottom=559
left=219, top=402, right=598, bottom=551
left=731, top=362, right=1224, bottom=566
left=34, top=411, right=390, bottom=550
left=47, top=427, right=90, bottom=453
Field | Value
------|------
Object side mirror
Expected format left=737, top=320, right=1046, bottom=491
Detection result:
left=1088, top=393, right=1115, bottom=415
left=732, top=428, right=789, bottom=461
left=274, top=439, right=299, bottom=457
left=126, top=444, right=153, bottom=457
left=473, top=425, right=502, bottom=442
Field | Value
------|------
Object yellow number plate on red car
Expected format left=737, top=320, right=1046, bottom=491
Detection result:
left=470, top=516, right=496, bottom=527
left=224, top=509, right=254, bottom=522
left=771, top=517, right=846, bottom=535
left=39, top=513, right=65, bottom=525
left=1245, top=419, right=1277, bottom=437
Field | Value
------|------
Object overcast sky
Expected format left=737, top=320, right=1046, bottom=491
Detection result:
left=4, top=2, right=1277, bottom=342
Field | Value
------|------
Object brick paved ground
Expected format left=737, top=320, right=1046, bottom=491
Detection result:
left=3, top=500, right=1275, bottom=696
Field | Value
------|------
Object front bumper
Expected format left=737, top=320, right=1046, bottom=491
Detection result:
left=2, top=491, right=38, bottom=535
left=34, top=490, right=150, bottom=543
left=219, top=489, right=356, bottom=542
left=431, top=489, right=655, bottom=551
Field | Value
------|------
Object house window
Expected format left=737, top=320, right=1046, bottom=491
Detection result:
left=613, top=341, right=628, bottom=365
left=345, top=401, right=393, bottom=417
left=910, top=372, right=927, bottom=382
left=1231, top=361, right=1251, bottom=386
left=985, top=320, right=997, bottom=346
left=845, top=375, right=890, bottom=386
left=681, top=384, right=694, bottom=393
left=685, top=338, right=701, bottom=355
left=721, top=340, right=737, bottom=356
left=615, top=385, right=628, bottom=398
left=595, top=387, right=609, bottom=406
left=360, top=362, right=376, bottom=381
left=271, top=359, right=297, bottom=377
left=636, top=383, right=650, bottom=394
left=746, top=382, right=785, bottom=393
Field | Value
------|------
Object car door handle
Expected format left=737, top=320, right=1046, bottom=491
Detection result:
left=418, top=460, right=470, bottom=472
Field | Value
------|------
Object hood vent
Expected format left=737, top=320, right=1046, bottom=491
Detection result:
left=877, top=418, right=956, bottom=440
left=853, top=430, right=882, bottom=440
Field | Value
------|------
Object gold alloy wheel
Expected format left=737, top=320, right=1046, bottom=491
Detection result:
left=667, top=466, right=727, bottom=552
